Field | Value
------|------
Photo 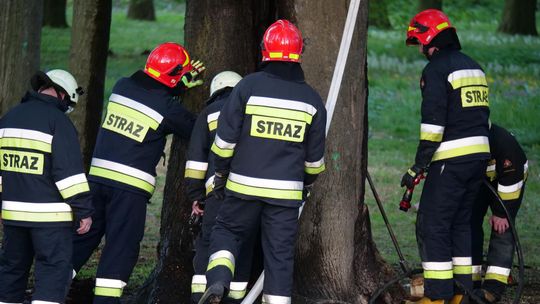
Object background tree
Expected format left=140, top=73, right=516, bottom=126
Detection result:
left=43, top=0, right=68, bottom=28
left=69, top=0, right=112, bottom=168
left=369, top=0, right=392, bottom=29
left=498, top=0, right=538, bottom=36
left=418, top=0, right=442, bottom=11
left=0, top=0, right=43, bottom=114
left=127, top=0, right=156, bottom=21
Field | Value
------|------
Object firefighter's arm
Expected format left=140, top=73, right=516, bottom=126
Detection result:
left=51, top=118, right=94, bottom=223
left=490, top=157, right=526, bottom=218
left=162, top=97, right=196, bottom=139
left=185, top=109, right=211, bottom=202
left=304, top=100, right=327, bottom=186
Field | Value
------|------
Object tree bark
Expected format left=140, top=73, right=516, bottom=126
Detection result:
left=418, top=0, right=442, bottom=11
left=369, top=0, right=392, bottom=29
left=0, top=0, right=43, bottom=115
left=43, top=0, right=68, bottom=28
left=69, top=0, right=112, bottom=169
left=498, top=0, right=538, bottom=36
left=127, top=0, right=156, bottom=21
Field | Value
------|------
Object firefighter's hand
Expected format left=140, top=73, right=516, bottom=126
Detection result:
left=181, top=60, right=205, bottom=89
left=77, top=217, right=92, bottom=235
left=401, top=165, right=423, bottom=189
left=192, top=201, right=204, bottom=216
left=213, top=172, right=228, bottom=200
left=302, top=184, right=313, bottom=201
left=489, top=215, right=509, bottom=234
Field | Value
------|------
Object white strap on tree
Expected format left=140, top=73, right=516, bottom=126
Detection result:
left=241, top=1, right=362, bottom=302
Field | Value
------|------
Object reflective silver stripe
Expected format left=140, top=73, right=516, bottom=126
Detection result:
left=0, top=176, right=2, bottom=185
left=55, top=173, right=88, bottom=190
left=262, top=294, right=291, bottom=304
left=452, top=257, right=472, bottom=265
left=247, top=96, right=317, bottom=116
left=192, top=275, right=207, bottom=284
left=96, top=278, right=127, bottom=288
left=73, top=269, right=77, bottom=279
left=205, top=175, right=215, bottom=189
left=230, top=281, right=248, bottom=291
left=207, top=111, right=220, bottom=123
left=229, top=172, right=303, bottom=190
left=109, top=93, right=163, bottom=123
left=32, top=301, right=60, bottom=304
left=209, top=250, right=235, bottom=266
left=2, top=201, right=71, bottom=212
left=486, top=164, right=496, bottom=172
left=422, top=261, right=453, bottom=270
left=524, top=161, right=529, bottom=174
left=0, top=302, right=23, bottom=304
left=0, top=128, right=53, bottom=144
left=498, top=180, right=523, bottom=193
left=305, top=157, right=325, bottom=168
left=435, top=136, right=489, bottom=152
left=91, top=158, right=155, bottom=185
left=214, top=135, right=236, bottom=149
left=186, top=160, right=209, bottom=171
left=486, top=266, right=511, bottom=276
left=420, top=123, right=445, bottom=134
left=472, top=265, right=482, bottom=274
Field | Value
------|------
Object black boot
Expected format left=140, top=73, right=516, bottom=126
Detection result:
left=198, top=283, right=225, bottom=304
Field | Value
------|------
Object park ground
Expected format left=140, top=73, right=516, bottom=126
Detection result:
left=5, top=0, right=539, bottom=303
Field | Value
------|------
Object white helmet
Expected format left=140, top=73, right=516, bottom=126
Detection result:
left=46, top=69, right=83, bottom=104
left=209, top=71, right=242, bottom=97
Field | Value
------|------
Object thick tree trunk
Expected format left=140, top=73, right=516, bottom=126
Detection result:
left=418, top=0, right=442, bottom=11
left=43, top=0, right=68, bottom=28
left=0, top=0, right=43, bottom=114
left=127, top=0, right=156, bottom=21
left=69, top=0, right=112, bottom=169
left=369, top=0, right=392, bottom=29
left=498, top=0, right=538, bottom=36
left=131, top=1, right=259, bottom=302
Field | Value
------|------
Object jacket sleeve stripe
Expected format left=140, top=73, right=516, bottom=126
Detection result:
left=55, top=173, right=88, bottom=190
left=305, top=157, right=326, bottom=174
left=420, top=123, right=445, bottom=142
left=497, top=180, right=523, bottom=200
left=211, top=135, right=236, bottom=158
left=185, top=161, right=208, bottom=179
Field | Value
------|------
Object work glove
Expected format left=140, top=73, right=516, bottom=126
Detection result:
left=401, top=165, right=423, bottom=189
left=213, top=172, right=228, bottom=200
left=181, top=60, right=206, bottom=89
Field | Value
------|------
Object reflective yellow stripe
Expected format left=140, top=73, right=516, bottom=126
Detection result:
left=408, top=26, right=416, bottom=31
left=0, top=137, right=51, bottom=153
left=185, top=169, right=206, bottom=179
left=192, top=284, right=206, bottom=293
left=485, top=273, right=508, bottom=284
left=453, top=265, right=472, bottom=275
left=498, top=189, right=521, bottom=200
left=146, top=67, right=160, bottom=78
left=228, top=290, right=247, bottom=300
left=208, top=120, right=218, bottom=131
left=207, top=257, right=235, bottom=274
left=226, top=180, right=302, bottom=200
left=211, top=143, right=234, bottom=158
left=107, top=102, right=160, bottom=130
left=2, top=210, right=73, bottom=222
left=305, top=164, right=325, bottom=174
left=289, top=53, right=300, bottom=60
left=94, top=286, right=122, bottom=297
left=89, top=166, right=155, bottom=194
left=473, top=273, right=482, bottom=281
left=432, top=144, right=490, bottom=161
left=246, top=105, right=313, bottom=124
left=60, top=182, right=90, bottom=199
left=424, top=269, right=453, bottom=279
left=450, top=77, right=487, bottom=89
left=269, top=52, right=283, bottom=58
left=436, top=22, right=449, bottom=30
left=420, top=132, right=443, bottom=142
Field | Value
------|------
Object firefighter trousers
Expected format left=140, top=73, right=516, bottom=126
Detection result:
left=191, top=195, right=257, bottom=304
left=205, top=195, right=299, bottom=304
left=72, top=182, right=147, bottom=304
left=471, top=184, right=522, bottom=298
left=416, top=160, right=486, bottom=300
left=0, top=225, right=72, bottom=303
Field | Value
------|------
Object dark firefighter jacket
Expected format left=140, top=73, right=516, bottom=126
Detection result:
left=185, top=88, right=232, bottom=202
left=0, top=91, right=93, bottom=227
left=89, top=71, right=195, bottom=197
left=485, top=124, right=528, bottom=218
left=211, top=62, right=327, bottom=208
left=415, top=48, right=491, bottom=169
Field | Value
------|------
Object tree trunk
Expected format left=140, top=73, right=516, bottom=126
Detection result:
left=43, top=0, right=68, bottom=28
left=418, top=0, right=442, bottom=11
left=498, top=0, right=538, bottom=36
left=69, top=0, right=112, bottom=169
left=131, top=1, right=259, bottom=302
left=0, top=0, right=43, bottom=114
left=369, top=0, right=392, bottom=29
left=127, top=0, right=156, bottom=21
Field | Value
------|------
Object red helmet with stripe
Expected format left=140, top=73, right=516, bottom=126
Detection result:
left=144, top=42, right=193, bottom=87
left=261, top=20, right=303, bottom=63
left=406, top=9, right=455, bottom=46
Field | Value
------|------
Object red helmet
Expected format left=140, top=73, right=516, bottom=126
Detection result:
left=261, top=20, right=303, bottom=63
left=406, top=9, right=455, bottom=46
left=144, top=42, right=193, bottom=87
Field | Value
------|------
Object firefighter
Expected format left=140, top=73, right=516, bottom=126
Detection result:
left=471, top=123, right=527, bottom=303
left=0, top=69, right=93, bottom=303
left=71, top=42, right=204, bottom=303
left=198, top=20, right=326, bottom=304
left=187, top=71, right=260, bottom=304
left=402, top=9, right=490, bottom=304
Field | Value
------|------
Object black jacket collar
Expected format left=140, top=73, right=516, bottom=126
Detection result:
left=22, top=90, right=67, bottom=112
left=260, top=62, right=305, bottom=82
